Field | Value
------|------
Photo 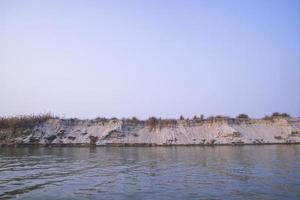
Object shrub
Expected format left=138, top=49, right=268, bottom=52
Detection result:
left=161, top=119, right=177, bottom=126
left=281, top=113, right=290, bottom=117
left=192, top=115, right=205, bottom=123
left=263, top=115, right=271, bottom=120
left=146, top=117, right=160, bottom=130
left=262, top=113, right=290, bottom=120
left=271, top=112, right=290, bottom=118
left=237, top=114, right=249, bottom=119
left=95, top=117, right=109, bottom=122
left=0, top=113, right=54, bottom=130
left=272, top=112, right=280, bottom=117
left=200, top=114, right=204, bottom=121
left=206, top=115, right=230, bottom=123
left=131, top=117, right=139, bottom=122
left=147, top=117, right=158, bottom=125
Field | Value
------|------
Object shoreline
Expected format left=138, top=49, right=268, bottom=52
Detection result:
left=1, top=142, right=300, bottom=148
left=1, top=114, right=300, bottom=147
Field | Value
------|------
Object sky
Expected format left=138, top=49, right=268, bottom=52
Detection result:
left=1, top=0, right=300, bottom=119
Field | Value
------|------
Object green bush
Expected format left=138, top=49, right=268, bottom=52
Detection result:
left=237, top=114, right=249, bottom=119
left=132, top=117, right=138, bottom=121
left=271, top=112, right=290, bottom=118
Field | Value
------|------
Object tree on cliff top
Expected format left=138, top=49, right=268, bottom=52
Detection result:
left=237, top=114, right=249, bottom=119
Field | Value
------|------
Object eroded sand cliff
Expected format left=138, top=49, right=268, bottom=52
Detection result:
left=1, top=116, right=300, bottom=146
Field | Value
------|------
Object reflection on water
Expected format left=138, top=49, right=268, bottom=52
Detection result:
left=0, top=145, right=300, bottom=200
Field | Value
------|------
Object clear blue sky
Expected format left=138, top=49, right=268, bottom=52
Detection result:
left=1, top=0, right=300, bottom=119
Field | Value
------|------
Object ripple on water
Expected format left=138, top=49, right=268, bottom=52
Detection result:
left=0, top=146, right=300, bottom=200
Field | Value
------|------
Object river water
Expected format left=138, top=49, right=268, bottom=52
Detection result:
left=0, top=145, right=300, bottom=200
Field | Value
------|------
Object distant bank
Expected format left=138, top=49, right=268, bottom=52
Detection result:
left=1, top=113, right=300, bottom=147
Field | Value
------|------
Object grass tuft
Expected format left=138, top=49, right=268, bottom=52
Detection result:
left=0, top=113, right=55, bottom=130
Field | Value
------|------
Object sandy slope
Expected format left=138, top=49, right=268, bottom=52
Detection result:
left=1, top=117, right=300, bottom=146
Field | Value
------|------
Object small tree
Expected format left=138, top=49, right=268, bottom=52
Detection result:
left=180, top=115, right=184, bottom=120
left=132, top=117, right=138, bottom=122
left=271, top=112, right=281, bottom=117
left=200, top=114, right=204, bottom=121
left=281, top=113, right=290, bottom=118
left=271, top=112, right=290, bottom=118
left=147, top=117, right=159, bottom=130
left=237, top=114, right=249, bottom=119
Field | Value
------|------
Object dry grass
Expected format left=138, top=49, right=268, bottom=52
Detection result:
left=192, top=115, right=205, bottom=122
left=206, top=115, right=231, bottom=123
left=145, top=117, right=178, bottom=131
left=0, top=113, right=54, bottom=130
left=94, top=117, right=108, bottom=122
left=0, top=113, right=292, bottom=130
left=146, top=117, right=159, bottom=130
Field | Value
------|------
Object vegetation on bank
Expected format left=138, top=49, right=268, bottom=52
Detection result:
left=0, top=113, right=55, bottom=130
left=263, top=112, right=290, bottom=120
left=0, top=112, right=292, bottom=130
left=237, top=114, right=249, bottom=119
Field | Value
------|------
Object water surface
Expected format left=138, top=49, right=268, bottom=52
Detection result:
left=0, top=145, right=300, bottom=199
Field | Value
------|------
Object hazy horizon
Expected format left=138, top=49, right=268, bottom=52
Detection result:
left=1, top=0, right=300, bottom=119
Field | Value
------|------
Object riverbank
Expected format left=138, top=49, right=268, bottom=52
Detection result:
left=1, top=142, right=300, bottom=148
left=1, top=113, right=300, bottom=146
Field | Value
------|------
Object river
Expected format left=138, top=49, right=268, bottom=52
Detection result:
left=0, top=145, right=300, bottom=199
